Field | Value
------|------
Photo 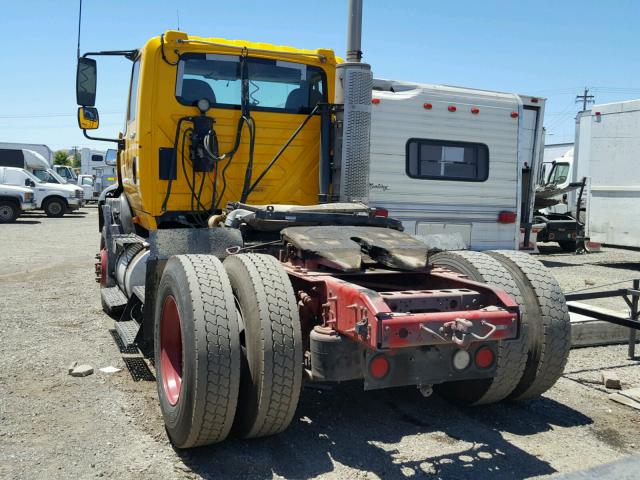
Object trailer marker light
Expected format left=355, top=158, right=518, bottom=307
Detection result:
left=452, top=349, right=471, bottom=370
left=475, top=347, right=494, bottom=369
left=423, top=103, right=433, bottom=109
left=471, top=107, right=480, bottom=114
left=369, top=355, right=390, bottom=379
left=511, top=111, right=519, bottom=118
left=498, top=211, right=517, bottom=223
left=372, top=98, right=381, bottom=104
left=531, top=97, right=539, bottom=103
left=448, top=105, right=457, bottom=112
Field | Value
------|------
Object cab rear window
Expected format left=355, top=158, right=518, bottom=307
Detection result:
left=175, top=53, right=325, bottom=114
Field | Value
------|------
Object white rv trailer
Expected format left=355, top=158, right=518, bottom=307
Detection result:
left=369, top=79, right=545, bottom=251
left=574, top=99, right=640, bottom=248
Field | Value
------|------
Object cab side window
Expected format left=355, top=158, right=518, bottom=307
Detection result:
left=127, top=59, right=141, bottom=123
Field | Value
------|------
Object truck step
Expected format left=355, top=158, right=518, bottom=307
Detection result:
left=101, top=287, right=128, bottom=311
left=115, top=320, right=141, bottom=348
left=112, top=233, right=148, bottom=247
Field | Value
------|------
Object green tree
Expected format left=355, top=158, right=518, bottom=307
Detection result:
left=53, top=150, right=71, bottom=166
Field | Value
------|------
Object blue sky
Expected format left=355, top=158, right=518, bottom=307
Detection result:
left=1, top=0, right=639, bottom=151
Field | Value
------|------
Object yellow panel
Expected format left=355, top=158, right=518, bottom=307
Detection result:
left=118, top=31, right=337, bottom=231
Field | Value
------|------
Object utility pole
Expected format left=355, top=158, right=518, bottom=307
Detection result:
left=576, top=87, right=595, bottom=112
left=72, top=146, right=79, bottom=167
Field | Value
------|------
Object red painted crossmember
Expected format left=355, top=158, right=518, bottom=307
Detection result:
left=285, top=266, right=519, bottom=352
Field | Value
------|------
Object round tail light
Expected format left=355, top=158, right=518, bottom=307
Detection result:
left=475, top=347, right=495, bottom=369
left=452, top=349, right=471, bottom=370
left=369, top=355, right=390, bottom=379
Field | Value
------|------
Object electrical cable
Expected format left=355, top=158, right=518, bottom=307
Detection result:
left=161, top=117, right=187, bottom=212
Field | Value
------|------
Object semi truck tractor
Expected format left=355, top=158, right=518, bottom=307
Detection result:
left=76, top=0, right=570, bottom=448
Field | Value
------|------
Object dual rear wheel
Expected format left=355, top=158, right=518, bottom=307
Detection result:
left=429, top=250, right=571, bottom=405
left=154, top=253, right=302, bottom=448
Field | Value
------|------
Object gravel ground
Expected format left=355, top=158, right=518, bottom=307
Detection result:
left=1, top=209, right=639, bottom=480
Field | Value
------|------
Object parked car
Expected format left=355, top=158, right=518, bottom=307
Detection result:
left=0, top=166, right=84, bottom=217
left=0, top=183, right=35, bottom=223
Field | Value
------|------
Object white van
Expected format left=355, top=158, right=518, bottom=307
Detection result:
left=368, top=79, right=545, bottom=251
left=0, top=167, right=84, bottom=217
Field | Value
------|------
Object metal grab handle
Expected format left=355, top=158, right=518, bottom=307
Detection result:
left=420, top=319, right=498, bottom=346
left=470, top=320, right=497, bottom=341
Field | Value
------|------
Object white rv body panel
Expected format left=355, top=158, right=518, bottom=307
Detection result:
left=0, top=142, right=53, bottom=164
left=80, top=148, right=116, bottom=176
left=369, top=80, right=545, bottom=251
left=575, top=99, right=640, bottom=248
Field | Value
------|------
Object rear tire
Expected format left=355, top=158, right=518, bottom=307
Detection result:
left=0, top=200, right=19, bottom=223
left=224, top=253, right=303, bottom=439
left=43, top=198, right=65, bottom=218
left=486, top=250, right=571, bottom=400
left=154, top=254, right=241, bottom=448
left=428, top=250, right=528, bottom=405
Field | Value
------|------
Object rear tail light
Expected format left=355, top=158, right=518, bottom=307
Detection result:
left=452, top=350, right=471, bottom=370
left=369, top=355, right=390, bottom=379
left=373, top=207, right=388, bottom=218
left=475, top=347, right=494, bottom=369
left=498, top=211, right=517, bottom=224
left=372, top=98, right=381, bottom=104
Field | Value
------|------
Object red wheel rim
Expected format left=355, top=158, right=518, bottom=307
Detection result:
left=160, top=295, right=183, bottom=406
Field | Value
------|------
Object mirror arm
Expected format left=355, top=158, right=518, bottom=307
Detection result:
left=82, top=50, right=138, bottom=61
left=83, top=130, right=125, bottom=150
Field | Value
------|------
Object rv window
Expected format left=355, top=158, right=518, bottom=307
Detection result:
left=91, top=154, right=103, bottom=162
left=406, top=139, right=489, bottom=182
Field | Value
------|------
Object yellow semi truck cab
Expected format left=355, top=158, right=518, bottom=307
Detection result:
left=79, top=30, right=337, bottom=231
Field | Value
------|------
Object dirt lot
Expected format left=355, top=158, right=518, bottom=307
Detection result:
left=1, top=208, right=639, bottom=480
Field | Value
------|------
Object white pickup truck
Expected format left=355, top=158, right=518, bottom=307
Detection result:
left=0, top=184, right=35, bottom=223
left=0, top=166, right=84, bottom=217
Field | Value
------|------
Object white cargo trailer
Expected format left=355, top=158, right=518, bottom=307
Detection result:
left=368, top=80, right=545, bottom=250
left=574, top=99, right=640, bottom=248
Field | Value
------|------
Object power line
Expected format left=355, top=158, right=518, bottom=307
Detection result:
left=0, top=111, right=124, bottom=119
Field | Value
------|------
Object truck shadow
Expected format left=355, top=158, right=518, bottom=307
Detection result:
left=20, top=212, right=88, bottom=219
left=177, top=383, right=592, bottom=480
left=12, top=219, right=41, bottom=225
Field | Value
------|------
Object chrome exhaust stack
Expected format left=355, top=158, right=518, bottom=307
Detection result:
left=333, top=0, right=373, bottom=204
